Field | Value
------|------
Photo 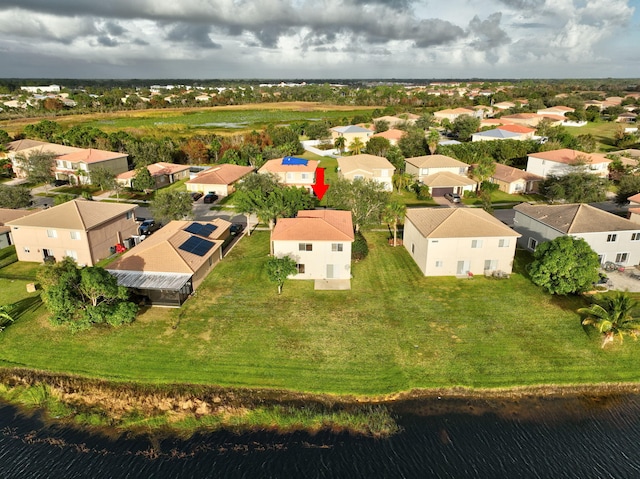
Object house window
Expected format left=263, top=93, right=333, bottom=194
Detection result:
left=435, top=260, right=443, bottom=268
left=331, top=243, right=343, bottom=252
left=528, top=238, right=538, bottom=251
left=70, top=231, right=81, bottom=240
left=286, top=172, right=294, bottom=181
left=208, top=256, right=213, bottom=267
left=632, top=233, right=640, bottom=241
left=296, top=264, right=305, bottom=274
left=616, top=253, right=629, bottom=263
left=65, top=250, right=78, bottom=260
left=298, top=243, right=313, bottom=251
left=46, top=229, right=57, bottom=238
left=23, top=247, right=30, bottom=253
left=301, top=173, right=309, bottom=180
left=498, top=239, right=510, bottom=248
left=459, top=167, right=466, bottom=175
left=411, top=243, right=415, bottom=254
left=471, top=239, right=483, bottom=249
left=484, top=259, right=498, bottom=271
left=607, top=234, right=617, bottom=242
left=126, top=211, right=134, bottom=220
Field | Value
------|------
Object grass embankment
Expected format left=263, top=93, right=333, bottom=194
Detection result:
left=1, top=232, right=640, bottom=435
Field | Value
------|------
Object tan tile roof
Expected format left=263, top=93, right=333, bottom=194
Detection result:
left=372, top=129, right=405, bottom=141
left=0, top=208, right=41, bottom=234
left=627, top=193, right=640, bottom=204
left=406, top=207, right=520, bottom=238
left=529, top=149, right=610, bottom=165
left=6, top=199, right=136, bottom=231
left=117, top=162, right=190, bottom=180
left=8, top=140, right=83, bottom=157
left=186, top=164, right=254, bottom=185
left=271, top=210, right=354, bottom=241
left=422, top=171, right=476, bottom=187
left=405, top=154, right=467, bottom=169
left=513, top=203, right=639, bottom=234
left=496, top=124, right=535, bottom=134
left=56, top=148, right=127, bottom=164
left=7, top=139, right=49, bottom=152
left=492, top=163, right=543, bottom=183
left=540, top=114, right=567, bottom=122
left=107, top=220, right=228, bottom=274
left=435, top=107, right=475, bottom=115
left=501, top=113, right=540, bottom=119
left=337, top=154, right=395, bottom=174
left=258, top=158, right=318, bottom=174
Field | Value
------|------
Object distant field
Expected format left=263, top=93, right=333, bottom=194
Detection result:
left=0, top=102, right=378, bottom=138
left=564, top=121, right=624, bottom=152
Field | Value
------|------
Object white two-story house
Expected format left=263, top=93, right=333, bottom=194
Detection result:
left=258, top=157, right=318, bottom=193
left=525, top=149, right=611, bottom=179
left=513, top=203, right=640, bottom=267
left=271, top=210, right=355, bottom=288
left=336, top=154, right=395, bottom=191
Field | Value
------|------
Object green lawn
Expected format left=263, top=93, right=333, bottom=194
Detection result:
left=565, top=121, right=624, bottom=152
left=462, top=190, right=545, bottom=206
left=1, top=233, right=639, bottom=396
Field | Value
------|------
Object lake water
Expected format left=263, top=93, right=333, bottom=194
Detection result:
left=2, top=393, right=640, bottom=478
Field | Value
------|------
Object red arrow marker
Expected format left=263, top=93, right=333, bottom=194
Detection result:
left=311, top=167, right=330, bottom=200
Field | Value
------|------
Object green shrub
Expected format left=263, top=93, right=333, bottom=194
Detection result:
left=352, top=232, right=369, bottom=261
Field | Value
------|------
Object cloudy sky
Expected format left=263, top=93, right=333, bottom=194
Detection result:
left=0, top=0, right=638, bottom=79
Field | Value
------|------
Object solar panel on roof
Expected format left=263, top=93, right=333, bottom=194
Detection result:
left=184, top=222, right=218, bottom=237
left=281, top=156, right=308, bottom=166
left=178, top=236, right=215, bottom=257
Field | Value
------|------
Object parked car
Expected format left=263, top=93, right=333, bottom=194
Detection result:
left=444, top=192, right=461, bottom=203
left=203, top=193, right=218, bottom=204
left=190, top=192, right=203, bottom=202
left=52, top=179, right=70, bottom=187
left=230, top=223, right=245, bottom=236
left=138, top=219, right=160, bottom=235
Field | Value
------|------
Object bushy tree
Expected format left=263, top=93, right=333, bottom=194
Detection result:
left=265, top=255, right=298, bottom=294
left=23, top=151, right=57, bottom=185
left=0, top=185, right=31, bottom=208
left=365, top=137, right=391, bottom=157
left=325, top=177, right=390, bottom=233
left=398, top=128, right=427, bottom=158
left=0, top=129, right=11, bottom=145
left=539, top=172, right=608, bottom=203
left=133, top=166, right=156, bottom=192
left=53, top=193, right=76, bottom=205
left=615, top=174, right=640, bottom=205
left=528, top=236, right=600, bottom=295
left=90, top=167, right=116, bottom=191
left=150, top=190, right=193, bottom=223
left=452, top=115, right=481, bottom=141
left=37, top=257, right=137, bottom=332
left=23, top=120, right=62, bottom=142
left=305, top=122, right=331, bottom=140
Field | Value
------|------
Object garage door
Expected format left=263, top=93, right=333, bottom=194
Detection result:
left=431, top=187, right=454, bottom=197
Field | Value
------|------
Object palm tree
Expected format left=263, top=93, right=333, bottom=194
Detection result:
left=348, top=137, right=364, bottom=155
left=392, top=172, right=415, bottom=192
left=578, top=292, right=640, bottom=348
left=382, top=201, right=406, bottom=247
left=0, top=305, right=14, bottom=332
left=427, top=129, right=440, bottom=155
left=334, top=136, right=346, bottom=154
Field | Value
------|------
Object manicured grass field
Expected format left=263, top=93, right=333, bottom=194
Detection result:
left=1, top=233, right=639, bottom=396
left=564, top=121, right=624, bottom=152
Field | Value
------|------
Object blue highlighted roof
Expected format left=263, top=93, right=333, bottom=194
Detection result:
left=281, top=156, right=308, bottom=166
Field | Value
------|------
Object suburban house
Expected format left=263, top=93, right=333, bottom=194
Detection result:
left=471, top=129, right=525, bottom=142
left=258, top=157, right=318, bottom=192
left=433, top=108, right=477, bottom=122
left=107, top=219, right=231, bottom=307
left=498, top=113, right=560, bottom=127
left=627, top=193, right=640, bottom=224
left=6, top=139, right=82, bottom=178
left=336, top=154, right=395, bottom=191
left=271, top=210, right=354, bottom=288
left=525, top=149, right=611, bottom=178
left=536, top=106, right=575, bottom=116
left=54, top=148, right=129, bottom=185
left=116, top=162, right=190, bottom=190
left=404, top=207, right=520, bottom=276
left=372, top=115, right=417, bottom=128
left=372, top=128, right=405, bottom=145
left=6, top=199, right=138, bottom=266
left=185, top=164, right=254, bottom=197
left=404, top=155, right=476, bottom=197
left=608, top=149, right=640, bottom=171
left=489, top=163, right=543, bottom=194
left=513, top=203, right=640, bottom=267
left=0, top=208, right=39, bottom=249
left=330, top=125, right=374, bottom=149
left=496, top=124, right=536, bottom=139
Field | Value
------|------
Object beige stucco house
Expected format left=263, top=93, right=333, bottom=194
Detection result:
left=525, top=149, right=611, bottom=178
left=0, top=208, right=40, bottom=249
left=330, top=125, right=374, bottom=149
left=185, top=164, right=254, bottom=197
left=513, top=203, right=640, bottom=267
left=6, top=199, right=138, bottom=266
left=271, top=210, right=354, bottom=287
left=258, top=157, right=318, bottom=192
left=6, top=139, right=82, bottom=178
left=371, top=128, right=405, bottom=145
left=489, top=163, right=543, bottom=194
left=54, top=148, right=129, bottom=185
left=404, top=207, right=520, bottom=276
left=405, top=155, right=475, bottom=197
left=337, top=154, right=395, bottom=191
left=107, top=219, right=230, bottom=306
left=433, top=108, right=477, bottom=122
left=116, top=162, right=190, bottom=190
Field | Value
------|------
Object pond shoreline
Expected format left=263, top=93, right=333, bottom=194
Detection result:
left=2, top=368, right=640, bottom=438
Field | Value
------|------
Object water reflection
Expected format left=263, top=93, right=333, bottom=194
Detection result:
left=2, top=394, right=640, bottom=478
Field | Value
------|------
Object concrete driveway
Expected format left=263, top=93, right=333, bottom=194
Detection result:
left=602, top=268, right=640, bottom=293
